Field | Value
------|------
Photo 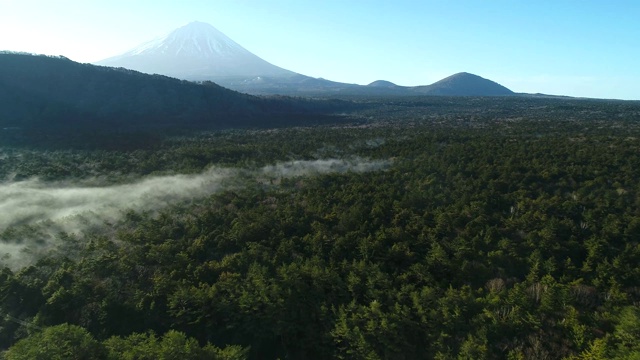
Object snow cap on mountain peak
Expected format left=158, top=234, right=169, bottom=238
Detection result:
left=124, top=20, right=249, bottom=59
left=96, top=21, right=296, bottom=79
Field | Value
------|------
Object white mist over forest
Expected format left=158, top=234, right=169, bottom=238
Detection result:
left=0, top=158, right=389, bottom=269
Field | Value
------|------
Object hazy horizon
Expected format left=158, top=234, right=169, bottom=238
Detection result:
left=1, top=0, right=638, bottom=100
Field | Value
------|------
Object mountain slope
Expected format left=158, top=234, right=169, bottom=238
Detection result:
left=0, top=53, right=344, bottom=134
left=97, top=21, right=297, bottom=81
left=367, top=80, right=399, bottom=88
left=412, top=72, right=513, bottom=96
left=95, top=22, right=515, bottom=97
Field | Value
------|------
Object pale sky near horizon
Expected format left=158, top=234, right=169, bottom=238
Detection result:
left=1, top=0, right=638, bottom=100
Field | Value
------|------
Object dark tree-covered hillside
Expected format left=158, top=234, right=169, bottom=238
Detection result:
left=0, top=53, right=354, bottom=134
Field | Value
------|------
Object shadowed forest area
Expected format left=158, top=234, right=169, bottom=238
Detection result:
left=1, top=96, right=640, bottom=359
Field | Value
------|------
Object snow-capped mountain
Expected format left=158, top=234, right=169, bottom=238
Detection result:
left=96, top=21, right=515, bottom=96
left=96, top=21, right=297, bottom=80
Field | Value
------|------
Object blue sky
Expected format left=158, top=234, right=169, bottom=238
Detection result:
left=1, top=0, right=638, bottom=100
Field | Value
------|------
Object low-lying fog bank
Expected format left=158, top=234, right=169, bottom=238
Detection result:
left=1, top=158, right=390, bottom=269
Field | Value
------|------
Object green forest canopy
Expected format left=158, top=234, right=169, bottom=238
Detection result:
left=1, top=97, right=640, bottom=359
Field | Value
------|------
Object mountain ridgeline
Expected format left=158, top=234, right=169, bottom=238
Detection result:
left=1, top=22, right=515, bottom=145
left=0, top=52, right=348, bottom=135
left=414, top=72, right=513, bottom=96
left=97, top=21, right=296, bottom=80
left=95, top=21, right=515, bottom=96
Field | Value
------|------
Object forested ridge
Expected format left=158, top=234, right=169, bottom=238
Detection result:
left=0, top=53, right=353, bottom=133
left=1, top=98, right=640, bottom=359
